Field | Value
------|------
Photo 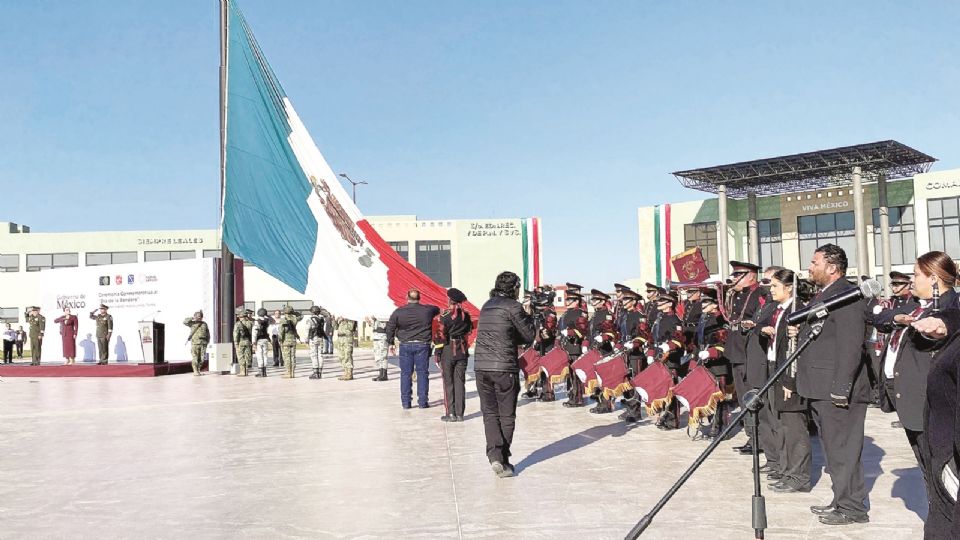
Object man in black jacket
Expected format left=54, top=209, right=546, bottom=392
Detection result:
left=474, top=271, right=537, bottom=478
left=794, top=244, right=871, bottom=525
left=386, top=289, right=441, bottom=409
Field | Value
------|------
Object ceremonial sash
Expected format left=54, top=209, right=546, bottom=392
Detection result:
left=595, top=352, right=631, bottom=400
left=672, top=363, right=724, bottom=428
left=572, top=349, right=601, bottom=395
left=630, top=361, right=673, bottom=416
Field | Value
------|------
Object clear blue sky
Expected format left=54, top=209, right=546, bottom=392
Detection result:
left=3, top=1, right=958, bottom=287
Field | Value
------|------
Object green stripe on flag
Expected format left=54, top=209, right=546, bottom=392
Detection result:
left=521, top=219, right=529, bottom=290
left=653, top=206, right=661, bottom=286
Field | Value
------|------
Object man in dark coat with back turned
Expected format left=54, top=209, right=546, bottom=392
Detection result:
left=474, top=271, right=537, bottom=478
left=793, top=244, right=871, bottom=526
left=386, top=289, right=441, bottom=409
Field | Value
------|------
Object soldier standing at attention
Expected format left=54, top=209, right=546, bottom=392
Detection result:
left=253, top=308, right=273, bottom=378
left=306, top=306, right=326, bottom=380
left=336, top=316, right=358, bottom=381
left=233, top=309, right=254, bottom=376
left=26, top=306, right=45, bottom=365
left=369, top=315, right=390, bottom=382
left=89, top=304, right=113, bottom=365
left=279, top=306, right=302, bottom=378
left=184, top=311, right=210, bottom=376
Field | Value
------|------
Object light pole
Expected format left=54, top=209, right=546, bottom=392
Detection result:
left=338, top=173, right=368, bottom=204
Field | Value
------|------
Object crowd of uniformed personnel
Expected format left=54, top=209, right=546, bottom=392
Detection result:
left=508, top=244, right=960, bottom=533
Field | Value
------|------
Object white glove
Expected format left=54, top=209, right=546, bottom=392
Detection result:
left=659, top=343, right=670, bottom=353
left=623, top=340, right=634, bottom=349
left=698, top=350, right=709, bottom=360
left=594, top=335, right=603, bottom=343
left=646, top=356, right=654, bottom=365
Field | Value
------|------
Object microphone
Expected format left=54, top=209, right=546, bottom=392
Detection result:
left=787, top=279, right=882, bottom=325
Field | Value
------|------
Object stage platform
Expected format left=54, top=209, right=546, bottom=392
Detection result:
left=0, top=361, right=198, bottom=377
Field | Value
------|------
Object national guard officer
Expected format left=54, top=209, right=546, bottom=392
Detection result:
left=279, top=306, right=302, bottom=378
left=335, top=316, right=358, bottom=381
left=253, top=308, right=272, bottom=377
left=26, top=306, right=45, bottom=365
left=369, top=315, right=389, bottom=382
left=306, top=306, right=326, bottom=380
left=183, top=310, right=210, bottom=376
left=89, top=304, right=114, bottom=365
left=233, top=308, right=254, bottom=376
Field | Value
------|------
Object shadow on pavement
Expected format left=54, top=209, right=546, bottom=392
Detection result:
left=514, top=421, right=639, bottom=474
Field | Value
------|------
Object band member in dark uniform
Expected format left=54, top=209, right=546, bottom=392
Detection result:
left=865, top=271, right=915, bottom=413
left=759, top=268, right=811, bottom=493
left=792, top=244, right=871, bottom=525
left=649, top=291, right=686, bottom=430
left=434, top=288, right=473, bottom=422
left=680, top=285, right=703, bottom=333
left=617, top=290, right=654, bottom=423
left=588, top=289, right=620, bottom=414
left=526, top=288, right=559, bottom=401
left=643, top=283, right=662, bottom=324
left=724, top=260, right=764, bottom=454
left=560, top=291, right=590, bottom=408
left=873, top=252, right=957, bottom=477
left=744, top=266, right=781, bottom=467
left=693, top=289, right=730, bottom=437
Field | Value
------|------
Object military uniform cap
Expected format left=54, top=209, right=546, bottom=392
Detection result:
left=447, top=287, right=468, bottom=304
left=310, top=305, right=322, bottom=315
left=699, top=288, right=719, bottom=304
left=889, top=271, right=912, bottom=284
left=564, top=291, right=583, bottom=301
left=235, top=307, right=246, bottom=317
left=565, top=282, right=583, bottom=292
left=729, top=260, right=761, bottom=272
left=194, top=310, right=203, bottom=318
left=590, top=289, right=610, bottom=301
left=644, top=282, right=661, bottom=292
left=621, top=289, right=640, bottom=301
left=257, top=308, right=268, bottom=317
left=283, top=306, right=294, bottom=314
left=656, top=291, right=679, bottom=304
left=613, top=283, right=633, bottom=292
left=99, top=304, right=109, bottom=310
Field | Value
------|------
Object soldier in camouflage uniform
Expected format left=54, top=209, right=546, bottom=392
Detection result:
left=336, top=317, right=357, bottom=381
left=279, top=306, right=302, bottom=378
left=233, top=308, right=254, bottom=376
left=306, top=306, right=326, bottom=380
left=183, top=310, right=210, bottom=376
left=25, top=306, right=45, bottom=365
left=368, top=315, right=389, bottom=381
left=89, top=304, right=114, bottom=365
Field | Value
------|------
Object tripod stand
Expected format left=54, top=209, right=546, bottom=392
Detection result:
left=625, top=319, right=825, bottom=539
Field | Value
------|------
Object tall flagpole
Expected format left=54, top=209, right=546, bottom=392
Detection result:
left=219, top=0, right=236, bottom=346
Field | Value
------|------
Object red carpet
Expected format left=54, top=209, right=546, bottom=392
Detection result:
left=0, top=361, right=199, bottom=378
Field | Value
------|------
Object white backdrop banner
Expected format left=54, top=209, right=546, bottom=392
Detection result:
left=37, top=259, right=217, bottom=363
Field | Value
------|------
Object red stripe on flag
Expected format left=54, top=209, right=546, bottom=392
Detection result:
left=356, top=220, right=479, bottom=321
left=531, top=218, right=540, bottom=288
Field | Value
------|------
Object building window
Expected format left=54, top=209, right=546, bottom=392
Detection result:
left=388, top=241, right=409, bottom=262
left=26, top=253, right=79, bottom=272
left=798, top=211, right=857, bottom=268
left=683, top=223, right=718, bottom=273
left=0, top=254, right=18, bottom=272
left=0, top=307, right=18, bottom=323
left=261, top=300, right=313, bottom=313
left=415, top=240, right=452, bottom=287
left=144, top=250, right=197, bottom=262
left=928, top=197, right=960, bottom=259
left=872, top=206, right=916, bottom=266
left=758, top=219, right=782, bottom=268
left=85, top=252, right=138, bottom=266
left=203, top=250, right=221, bottom=258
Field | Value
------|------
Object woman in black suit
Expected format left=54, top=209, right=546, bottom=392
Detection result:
left=875, top=251, right=958, bottom=479
left=759, top=267, right=811, bottom=493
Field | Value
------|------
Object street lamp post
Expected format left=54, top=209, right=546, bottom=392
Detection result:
left=338, top=173, right=368, bottom=203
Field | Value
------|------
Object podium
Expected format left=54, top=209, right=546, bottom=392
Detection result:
left=138, top=321, right=165, bottom=364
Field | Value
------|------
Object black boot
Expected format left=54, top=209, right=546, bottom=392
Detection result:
left=256, top=367, right=267, bottom=377
left=372, top=368, right=387, bottom=381
left=309, top=368, right=321, bottom=379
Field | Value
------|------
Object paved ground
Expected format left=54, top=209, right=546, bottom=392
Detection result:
left=0, top=350, right=926, bottom=539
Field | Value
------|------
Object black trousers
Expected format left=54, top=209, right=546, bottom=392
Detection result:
left=15, top=341, right=23, bottom=358
left=924, top=453, right=959, bottom=539
left=905, top=428, right=928, bottom=485
left=758, top=386, right=780, bottom=468
left=810, top=399, right=868, bottom=516
left=2, top=340, right=12, bottom=362
left=441, top=353, right=467, bottom=417
left=476, top=370, right=520, bottom=465
left=271, top=335, right=281, bottom=364
left=731, top=362, right=754, bottom=445
left=776, top=409, right=811, bottom=484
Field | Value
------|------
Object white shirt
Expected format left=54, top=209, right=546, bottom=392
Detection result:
left=2, top=329, right=15, bottom=342
left=884, top=299, right=930, bottom=379
left=767, top=299, right=793, bottom=362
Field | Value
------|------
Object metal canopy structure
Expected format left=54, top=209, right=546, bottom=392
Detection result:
left=672, top=140, right=936, bottom=199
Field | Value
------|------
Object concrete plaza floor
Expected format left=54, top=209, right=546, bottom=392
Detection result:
left=0, top=350, right=926, bottom=539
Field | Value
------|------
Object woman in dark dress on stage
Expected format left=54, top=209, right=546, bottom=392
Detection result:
left=53, top=307, right=79, bottom=364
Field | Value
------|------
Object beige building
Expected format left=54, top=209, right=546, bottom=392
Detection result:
left=637, top=167, right=960, bottom=285
left=0, top=215, right=543, bottom=324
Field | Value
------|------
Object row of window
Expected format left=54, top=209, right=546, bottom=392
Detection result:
left=1, top=300, right=337, bottom=323
left=386, top=240, right=452, bottom=287
left=0, top=249, right=234, bottom=273
left=687, top=196, right=960, bottom=272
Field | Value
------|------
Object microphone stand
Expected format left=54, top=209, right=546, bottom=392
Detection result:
left=625, top=317, right=826, bottom=539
